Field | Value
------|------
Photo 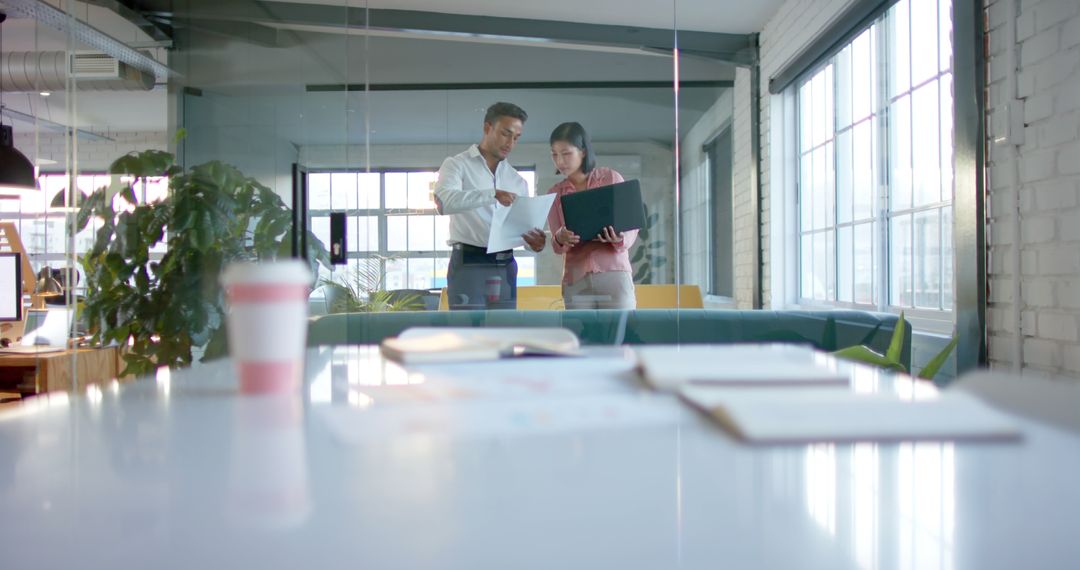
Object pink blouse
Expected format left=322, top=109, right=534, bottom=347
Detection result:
left=546, top=167, right=639, bottom=285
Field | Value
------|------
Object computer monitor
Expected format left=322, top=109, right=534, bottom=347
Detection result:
left=0, top=252, right=22, bottom=322
left=21, top=308, right=72, bottom=347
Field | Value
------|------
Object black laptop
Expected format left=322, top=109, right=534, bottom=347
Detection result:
left=559, top=179, right=645, bottom=240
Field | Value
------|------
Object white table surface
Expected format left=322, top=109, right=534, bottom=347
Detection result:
left=1, top=345, right=1078, bottom=570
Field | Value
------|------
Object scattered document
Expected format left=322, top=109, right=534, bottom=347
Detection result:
left=635, top=344, right=849, bottom=390
left=680, top=386, right=1023, bottom=444
left=487, top=193, right=558, bottom=253
left=380, top=326, right=581, bottom=364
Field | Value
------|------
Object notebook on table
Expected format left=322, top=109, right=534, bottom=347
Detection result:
left=380, top=327, right=582, bottom=364
left=560, top=179, right=645, bottom=240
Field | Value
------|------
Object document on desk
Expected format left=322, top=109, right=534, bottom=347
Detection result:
left=680, top=386, right=1023, bottom=444
left=487, top=193, right=558, bottom=253
left=635, top=344, right=849, bottom=391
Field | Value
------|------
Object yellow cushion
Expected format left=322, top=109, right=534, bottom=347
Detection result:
left=633, top=284, right=704, bottom=308
left=438, top=285, right=564, bottom=310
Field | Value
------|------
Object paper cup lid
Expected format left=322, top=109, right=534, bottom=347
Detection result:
left=221, top=260, right=312, bottom=287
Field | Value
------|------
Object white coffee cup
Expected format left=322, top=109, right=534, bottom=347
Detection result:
left=485, top=275, right=502, bottom=303
left=221, top=260, right=312, bottom=394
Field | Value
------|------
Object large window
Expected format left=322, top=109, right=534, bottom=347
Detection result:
left=0, top=173, right=168, bottom=290
left=308, top=168, right=537, bottom=292
left=797, top=0, right=954, bottom=319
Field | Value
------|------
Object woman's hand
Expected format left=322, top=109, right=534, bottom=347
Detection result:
left=554, top=226, right=580, bottom=247
left=594, top=226, right=624, bottom=244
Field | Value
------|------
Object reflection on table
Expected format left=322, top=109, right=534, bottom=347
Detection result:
left=0, top=345, right=1076, bottom=569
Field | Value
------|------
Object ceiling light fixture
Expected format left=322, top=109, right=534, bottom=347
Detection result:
left=0, top=12, right=37, bottom=197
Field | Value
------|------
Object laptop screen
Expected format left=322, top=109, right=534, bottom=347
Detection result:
left=21, top=308, right=72, bottom=347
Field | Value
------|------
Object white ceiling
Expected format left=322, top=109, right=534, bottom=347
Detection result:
left=1, top=0, right=772, bottom=143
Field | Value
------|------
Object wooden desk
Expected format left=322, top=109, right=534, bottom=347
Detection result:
left=0, top=346, right=121, bottom=394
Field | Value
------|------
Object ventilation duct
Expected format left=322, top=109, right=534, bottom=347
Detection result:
left=1, top=51, right=155, bottom=91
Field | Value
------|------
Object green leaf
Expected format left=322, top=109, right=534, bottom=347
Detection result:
left=886, top=312, right=906, bottom=364
left=833, top=345, right=907, bottom=373
left=917, top=336, right=958, bottom=380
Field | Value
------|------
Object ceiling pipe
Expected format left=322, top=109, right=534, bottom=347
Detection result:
left=1, top=51, right=154, bottom=91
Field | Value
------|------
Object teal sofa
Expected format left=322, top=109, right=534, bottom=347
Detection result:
left=307, top=309, right=910, bottom=369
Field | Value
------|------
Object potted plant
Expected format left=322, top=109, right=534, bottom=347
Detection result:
left=70, top=147, right=329, bottom=377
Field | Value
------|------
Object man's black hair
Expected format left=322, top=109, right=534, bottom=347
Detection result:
left=484, top=102, right=528, bottom=125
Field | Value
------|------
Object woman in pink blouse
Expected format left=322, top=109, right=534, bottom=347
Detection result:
left=546, top=122, right=638, bottom=309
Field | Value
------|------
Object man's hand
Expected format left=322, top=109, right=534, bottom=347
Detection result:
left=554, top=226, right=580, bottom=248
left=494, top=190, right=516, bottom=206
left=522, top=228, right=546, bottom=252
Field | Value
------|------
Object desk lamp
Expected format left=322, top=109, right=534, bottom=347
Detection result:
left=31, top=267, right=62, bottom=309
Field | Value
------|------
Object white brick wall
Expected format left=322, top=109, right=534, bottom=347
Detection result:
left=14, top=131, right=167, bottom=172
left=986, top=0, right=1080, bottom=378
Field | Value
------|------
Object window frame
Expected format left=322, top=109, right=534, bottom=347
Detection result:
left=791, top=0, right=956, bottom=334
left=306, top=166, right=539, bottom=292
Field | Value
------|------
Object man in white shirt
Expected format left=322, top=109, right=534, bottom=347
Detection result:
left=434, top=102, right=546, bottom=310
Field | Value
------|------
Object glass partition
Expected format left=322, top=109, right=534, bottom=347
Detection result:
left=1, top=0, right=750, bottom=395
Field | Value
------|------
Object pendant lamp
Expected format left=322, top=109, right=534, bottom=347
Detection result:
left=0, top=12, right=37, bottom=196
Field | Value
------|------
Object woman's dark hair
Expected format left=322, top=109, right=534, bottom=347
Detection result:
left=549, top=122, right=596, bottom=174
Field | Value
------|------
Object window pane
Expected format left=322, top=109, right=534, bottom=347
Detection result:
left=330, top=172, right=358, bottom=210
left=890, top=214, right=913, bottom=307
left=942, top=206, right=953, bottom=309
left=309, top=173, right=331, bottom=210
left=407, top=216, right=437, bottom=251
left=912, top=79, right=941, bottom=207
left=813, top=146, right=826, bottom=230
left=838, top=226, right=853, bottom=302
left=910, top=0, right=939, bottom=87
left=517, top=256, right=536, bottom=286
left=891, top=0, right=911, bottom=96
left=802, top=234, right=813, bottom=299
left=355, top=216, right=378, bottom=252
left=914, top=210, right=941, bottom=309
left=853, top=120, right=874, bottom=220
left=852, top=29, right=873, bottom=121
left=854, top=222, right=874, bottom=304
left=519, top=170, right=536, bottom=196
left=836, top=46, right=853, bottom=129
left=813, top=70, right=827, bottom=147
left=435, top=257, right=449, bottom=289
left=825, top=142, right=835, bottom=228
left=940, top=0, right=953, bottom=72
left=408, top=172, right=438, bottom=209
left=407, top=258, right=435, bottom=289
left=385, top=172, right=407, bottom=209
left=358, top=172, right=381, bottom=209
left=940, top=74, right=955, bottom=202
left=801, top=152, right=814, bottom=230
left=387, top=216, right=407, bottom=250
left=384, top=258, right=406, bottom=291
left=837, top=130, right=853, bottom=224
left=890, top=94, right=913, bottom=211
left=311, top=216, right=330, bottom=250
left=826, top=229, right=836, bottom=301
left=435, top=216, right=451, bottom=251
left=824, top=64, right=835, bottom=144
left=800, top=81, right=813, bottom=152
left=814, top=232, right=827, bottom=300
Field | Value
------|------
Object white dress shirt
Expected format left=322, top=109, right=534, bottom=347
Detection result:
left=433, top=144, right=529, bottom=248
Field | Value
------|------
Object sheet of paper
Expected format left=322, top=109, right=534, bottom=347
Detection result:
left=487, top=193, right=557, bottom=253
left=680, top=386, right=1023, bottom=444
left=635, top=344, right=849, bottom=390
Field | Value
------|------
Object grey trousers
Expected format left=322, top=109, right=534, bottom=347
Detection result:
left=446, top=246, right=518, bottom=310
left=562, top=271, right=636, bottom=310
